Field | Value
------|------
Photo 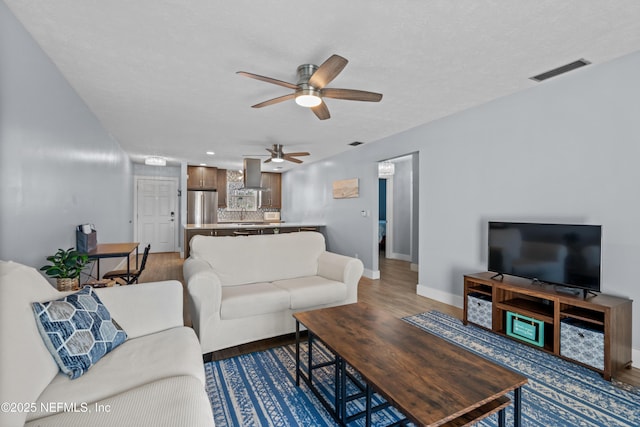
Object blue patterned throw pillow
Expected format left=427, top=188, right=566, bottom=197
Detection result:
left=32, top=286, right=127, bottom=379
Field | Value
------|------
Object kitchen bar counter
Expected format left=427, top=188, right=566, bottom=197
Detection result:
left=185, top=221, right=323, bottom=230
left=184, top=222, right=325, bottom=258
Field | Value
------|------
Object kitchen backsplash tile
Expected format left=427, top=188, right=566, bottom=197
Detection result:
left=217, top=208, right=279, bottom=222
left=220, top=170, right=279, bottom=221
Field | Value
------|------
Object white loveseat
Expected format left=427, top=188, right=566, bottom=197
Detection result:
left=184, top=232, right=364, bottom=355
left=0, top=260, right=214, bottom=427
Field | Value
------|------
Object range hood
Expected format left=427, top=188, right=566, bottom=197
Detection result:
left=243, top=158, right=266, bottom=190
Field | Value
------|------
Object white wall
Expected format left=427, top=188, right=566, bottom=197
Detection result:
left=390, top=156, right=412, bottom=259
left=0, top=3, right=133, bottom=273
left=283, top=50, right=640, bottom=352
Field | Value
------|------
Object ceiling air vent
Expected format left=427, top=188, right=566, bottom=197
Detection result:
left=530, top=59, right=591, bottom=82
left=349, top=141, right=364, bottom=146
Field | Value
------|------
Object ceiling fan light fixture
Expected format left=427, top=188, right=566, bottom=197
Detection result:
left=295, top=88, right=322, bottom=107
left=272, top=156, right=284, bottom=163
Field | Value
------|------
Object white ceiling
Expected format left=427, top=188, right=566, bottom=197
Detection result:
left=5, top=1, right=640, bottom=171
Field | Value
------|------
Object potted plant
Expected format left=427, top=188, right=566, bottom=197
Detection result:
left=40, top=248, right=90, bottom=291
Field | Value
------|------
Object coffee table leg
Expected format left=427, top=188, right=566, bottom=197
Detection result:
left=308, top=331, right=313, bottom=385
left=498, top=407, right=505, bottom=427
left=336, top=356, right=344, bottom=422
left=295, top=320, right=300, bottom=386
left=365, top=383, right=372, bottom=426
left=514, top=386, right=522, bottom=427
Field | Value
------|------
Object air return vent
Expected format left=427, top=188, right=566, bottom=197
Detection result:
left=530, top=59, right=591, bottom=82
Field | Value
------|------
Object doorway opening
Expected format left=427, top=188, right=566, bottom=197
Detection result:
left=377, top=154, right=418, bottom=275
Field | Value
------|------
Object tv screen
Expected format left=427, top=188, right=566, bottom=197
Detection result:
left=488, top=222, right=601, bottom=292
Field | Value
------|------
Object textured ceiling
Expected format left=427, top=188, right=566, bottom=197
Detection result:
left=5, top=1, right=640, bottom=171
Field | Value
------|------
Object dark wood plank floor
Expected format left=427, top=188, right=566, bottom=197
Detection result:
left=136, top=251, right=640, bottom=387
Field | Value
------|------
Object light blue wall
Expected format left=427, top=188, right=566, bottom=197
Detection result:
left=133, top=163, right=181, bottom=178
left=0, top=3, right=133, bottom=272
left=282, top=50, right=640, bottom=351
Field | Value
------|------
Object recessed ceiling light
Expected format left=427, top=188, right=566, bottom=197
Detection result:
left=200, top=163, right=207, bottom=166
left=206, top=151, right=215, bottom=155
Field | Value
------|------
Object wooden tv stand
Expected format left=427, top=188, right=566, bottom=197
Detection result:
left=463, top=272, right=633, bottom=380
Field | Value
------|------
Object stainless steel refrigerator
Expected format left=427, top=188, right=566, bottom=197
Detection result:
left=187, top=190, right=218, bottom=224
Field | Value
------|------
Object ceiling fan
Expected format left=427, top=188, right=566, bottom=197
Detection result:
left=265, top=144, right=309, bottom=164
left=237, top=54, right=382, bottom=120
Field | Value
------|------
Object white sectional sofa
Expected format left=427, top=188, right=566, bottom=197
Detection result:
left=0, top=260, right=214, bottom=427
left=184, top=231, right=364, bottom=355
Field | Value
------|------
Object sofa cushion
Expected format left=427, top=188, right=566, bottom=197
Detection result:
left=272, top=276, right=347, bottom=309
left=25, top=376, right=214, bottom=427
left=220, top=282, right=290, bottom=320
left=0, top=261, right=65, bottom=427
left=27, top=326, right=204, bottom=421
left=190, top=232, right=326, bottom=286
left=32, top=286, right=127, bottom=379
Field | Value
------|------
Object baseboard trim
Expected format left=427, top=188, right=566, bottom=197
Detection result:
left=387, top=252, right=411, bottom=262
left=416, top=284, right=640, bottom=369
left=416, top=284, right=464, bottom=308
left=363, top=268, right=380, bottom=280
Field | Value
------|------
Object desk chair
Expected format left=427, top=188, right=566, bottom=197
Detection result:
left=102, top=244, right=151, bottom=285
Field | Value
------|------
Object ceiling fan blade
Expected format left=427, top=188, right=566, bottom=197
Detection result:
left=236, top=71, right=298, bottom=90
left=264, top=158, right=272, bottom=163
left=308, top=54, right=348, bottom=89
left=321, top=88, right=383, bottom=102
left=251, top=93, right=295, bottom=108
left=266, top=148, right=277, bottom=155
left=283, top=155, right=303, bottom=164
left=284, top=152, right=310, bottom=157
left=311, top=100, right=330, bottom=120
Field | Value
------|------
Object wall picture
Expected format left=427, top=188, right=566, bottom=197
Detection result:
left=333, top=178, right=359, bottom=199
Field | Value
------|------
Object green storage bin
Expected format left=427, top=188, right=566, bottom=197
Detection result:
left=506, top=311, right=544, bottom=347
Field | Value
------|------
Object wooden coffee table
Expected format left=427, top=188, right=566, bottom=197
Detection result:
left=294, top=303, right=528, bottom=427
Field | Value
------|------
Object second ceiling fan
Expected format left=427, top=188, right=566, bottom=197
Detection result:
left=265, top=144, right=309, bottom=164
left=237, top=54, right=382, bottom=120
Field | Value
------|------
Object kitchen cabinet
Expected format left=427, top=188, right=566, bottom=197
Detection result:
left=260, top=172, right=281, bottom=208
left=217, top=168, right=227, bottom=207
left=187, top=166, right=218, bottom=190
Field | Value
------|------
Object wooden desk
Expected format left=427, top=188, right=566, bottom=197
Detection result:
left=87, top=243, right=139, bottom=280
left=294, top=303, right=528, bottom=427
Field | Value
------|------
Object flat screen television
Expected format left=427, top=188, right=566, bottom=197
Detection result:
left=487, top=222, right=601, bottom=295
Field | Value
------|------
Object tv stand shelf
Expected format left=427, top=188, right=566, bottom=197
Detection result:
left=464, top=272, right=633, bottom=380
left=495, top=298, right=554, bottom=324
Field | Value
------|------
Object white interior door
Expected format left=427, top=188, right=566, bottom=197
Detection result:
left=136, top=178, right=177, bottom=253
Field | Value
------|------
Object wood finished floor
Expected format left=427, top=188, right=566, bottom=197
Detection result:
left=136, top=251, right=640, bottom=387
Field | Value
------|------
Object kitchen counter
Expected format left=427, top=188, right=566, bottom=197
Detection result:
left=183, top=222, right=325, bottom=258
left=185, top=222, right=324, bottom=230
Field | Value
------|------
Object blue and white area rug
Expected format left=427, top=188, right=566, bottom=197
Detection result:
left=205, top=311, right=640, bottom=426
